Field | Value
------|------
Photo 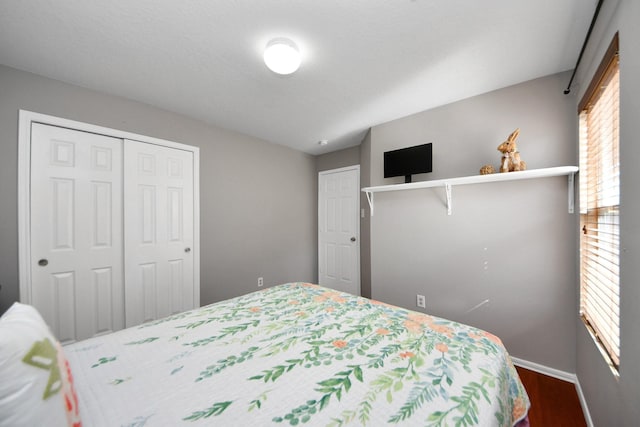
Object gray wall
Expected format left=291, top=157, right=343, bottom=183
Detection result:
left=0, top=65, right=317, bottom=314
left=316, top=145, right=360, bottom=173
left=573, top=0, right=640, bottom=424
left=368, top=72, right=578, bottom=372
left=359, top=131, right=372, bottom=299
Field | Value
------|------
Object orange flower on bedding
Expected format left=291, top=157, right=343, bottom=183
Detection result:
left=468, top=332, right=482, bottom=340
left=375, top=328, right=390, bottom=335
left=482, top=331, right=503, bottom=346
left=325, top=307, right=335, bottom=313
left=370, top=299, right=394, bottom=308
left=403, top=320, right=423, bottom=334
left=435, top=343, right=449, bottom=353
left=407, top=312, right=433, bottom=325
left=249, top=307, right=260, bottom=313
left=288, top=300, right=299, bottom=305
left=314, top=291, right=333, bottom=302
left=332, top=340, right=348, bottom=348
left=429, top=323, right=454, bottom=338
left=512, top=396, right=527, bottom=420
left=399, top=351, right=415, bottom=359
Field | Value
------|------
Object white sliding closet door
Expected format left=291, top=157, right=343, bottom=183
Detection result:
left=124, top=140, right=195, bottom=327
left=23, top=113, right=200, bottom=343
left=30, top=123, right=124, bottom=343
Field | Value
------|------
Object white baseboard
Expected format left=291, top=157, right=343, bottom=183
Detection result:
left=574, top=377, right=595, bottom=427
left=511, top=357, right=576, bottom=382
left=511, top=357, right=593, bottom=427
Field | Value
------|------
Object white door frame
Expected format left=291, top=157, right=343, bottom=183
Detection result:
left=18, top=110, right=200, bottom=307
left=318, top=165, right=360, bottom=295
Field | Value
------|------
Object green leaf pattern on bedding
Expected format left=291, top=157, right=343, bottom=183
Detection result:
left=179, top=284, right=526, bottom=425
left=183, top=401, right=233, bottom=421
left=65, top=283, right=529, bottom=426
left=91, top=356, right=117, bottom=368
left=125, top=337, right=160, bottom=345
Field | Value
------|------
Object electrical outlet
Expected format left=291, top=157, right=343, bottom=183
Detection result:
left=416, top=294, right=426, bottom=309
left=258, top=277, right=264, bottom=287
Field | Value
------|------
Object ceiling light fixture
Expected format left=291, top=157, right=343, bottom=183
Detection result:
left=263, top=38, right=301, bottom=75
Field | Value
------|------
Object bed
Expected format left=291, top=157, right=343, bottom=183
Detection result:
left=0, top=283, right=530, bottom=426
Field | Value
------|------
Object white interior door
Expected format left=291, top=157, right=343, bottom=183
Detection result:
left=30, top=123, right=124, bottom=344
left=318, top=166, right=360, bottom=295
left=124, top=140, right=195, bottom=327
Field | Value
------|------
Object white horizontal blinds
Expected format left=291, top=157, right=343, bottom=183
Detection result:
left=578, top=32, right=620, bottom=368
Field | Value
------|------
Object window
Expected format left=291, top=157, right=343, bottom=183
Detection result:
left=578, top=32, right=620, bottom=370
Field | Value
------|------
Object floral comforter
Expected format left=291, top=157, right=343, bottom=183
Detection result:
left=65, top=283, right=529, bottom=426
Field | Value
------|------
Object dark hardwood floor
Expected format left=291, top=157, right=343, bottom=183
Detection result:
left=516, top=366, right=588, bottom=427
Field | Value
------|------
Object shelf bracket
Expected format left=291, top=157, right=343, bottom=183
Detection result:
left=445, top=183, right=452, bottom=216
left=568, top=172, right=576, bottom=214
left=365, top=191, right=374, bottom=216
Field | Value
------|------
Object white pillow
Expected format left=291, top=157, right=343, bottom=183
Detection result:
left=0, top=303, right=82, bottom=427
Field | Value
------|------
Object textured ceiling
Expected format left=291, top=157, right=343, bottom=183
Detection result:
left=0, top=1, right=594, bottom=155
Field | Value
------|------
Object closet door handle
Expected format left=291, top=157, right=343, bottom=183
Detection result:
left=38, top=259, right=48, bottom=266
left=184, top=247, right=191, bottom=253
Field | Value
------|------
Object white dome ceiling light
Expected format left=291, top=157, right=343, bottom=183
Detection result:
left=263, top=38, right=301, bottom=75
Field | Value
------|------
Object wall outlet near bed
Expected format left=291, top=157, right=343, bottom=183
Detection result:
left=258, top=277, right=264, bottom=287
left=416, top=294, right=426, bottom=309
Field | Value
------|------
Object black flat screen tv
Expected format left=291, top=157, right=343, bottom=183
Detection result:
left=384, top=143, right=432, bottom=183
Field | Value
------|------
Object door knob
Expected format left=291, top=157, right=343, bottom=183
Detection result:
left=184, top=247, right=191, bottom=253
left=350, top=237, right=356, bottom=242
left=38, top=259, right=48, bottom=266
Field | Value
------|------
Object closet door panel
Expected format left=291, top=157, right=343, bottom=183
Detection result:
left=30, top=123, right=124, bottom=343
left=92, top=266, right=114, bottom=334
left=124, top=140, right=195, bottom=327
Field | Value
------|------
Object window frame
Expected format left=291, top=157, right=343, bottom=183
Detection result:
left=578, top=32, right=620, bottom=372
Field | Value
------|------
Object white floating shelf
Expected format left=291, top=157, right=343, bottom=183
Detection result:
left=362, top=166, right=579, bottom=216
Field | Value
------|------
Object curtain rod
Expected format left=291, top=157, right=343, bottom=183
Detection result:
left=564, top=0, right=605, bottom=95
